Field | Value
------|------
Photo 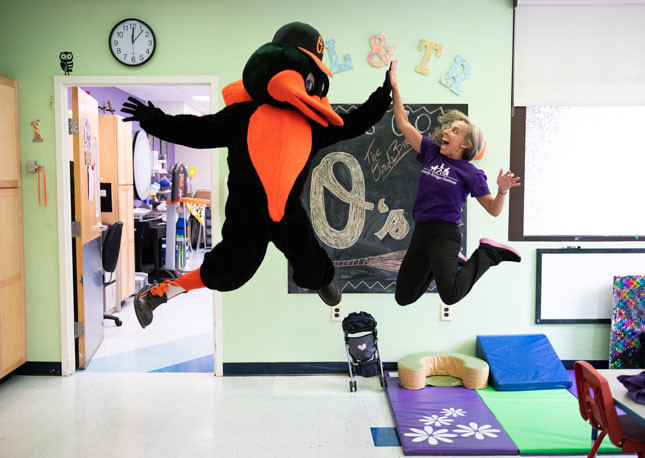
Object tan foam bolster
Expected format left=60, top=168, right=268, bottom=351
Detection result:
left=397, top=351, right=489, bottom=390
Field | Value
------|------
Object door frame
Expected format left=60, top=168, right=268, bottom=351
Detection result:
left=53, top=75, right=223, bottom=376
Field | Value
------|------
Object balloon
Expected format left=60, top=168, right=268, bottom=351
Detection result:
left=188, top=166, right=198, bottom=178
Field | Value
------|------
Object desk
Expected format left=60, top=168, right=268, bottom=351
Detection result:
left=134, top=217, right=166, bottom=281
left=598, top=369, right=645, bottom=427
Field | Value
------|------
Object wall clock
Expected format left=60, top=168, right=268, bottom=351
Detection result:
left=109, top=18, right=156, bottom=66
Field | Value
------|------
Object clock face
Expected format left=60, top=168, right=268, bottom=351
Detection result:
left=109, top=18, right=156, bottom=66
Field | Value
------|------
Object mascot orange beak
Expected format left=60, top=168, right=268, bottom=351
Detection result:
left=267, top=70, right=344, bottom=127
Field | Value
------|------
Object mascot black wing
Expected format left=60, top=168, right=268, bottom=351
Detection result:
left=122, top=22, right=392, bottom=308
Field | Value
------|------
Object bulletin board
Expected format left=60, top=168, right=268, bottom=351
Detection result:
left=536, top=248, right=645, bottom=324
left=288, top=102, right=468, bottom=294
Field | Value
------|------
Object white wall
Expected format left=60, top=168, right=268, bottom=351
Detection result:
left=153, top=101, right=211, bottom=194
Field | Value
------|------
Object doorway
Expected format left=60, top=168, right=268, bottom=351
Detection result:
left=53, top=75, right=222, bottom=376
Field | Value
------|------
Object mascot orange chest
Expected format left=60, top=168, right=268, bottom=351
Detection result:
left=222, top=22, right=343, bottom=222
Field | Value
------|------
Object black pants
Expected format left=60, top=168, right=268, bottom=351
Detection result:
left=199, top=201, right=334, bottom=292
left=395, top=220, right=498, bottom=306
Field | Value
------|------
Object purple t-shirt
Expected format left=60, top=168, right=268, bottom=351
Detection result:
left=413, top=136, right=490, bottom=224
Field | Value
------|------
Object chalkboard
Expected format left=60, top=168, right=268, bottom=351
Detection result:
left=288, top=103, right=468, bottom=294
left=536, top=248, right=645, bottom=324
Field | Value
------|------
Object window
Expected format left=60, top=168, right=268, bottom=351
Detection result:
left=509, top=106, right=645, bottom=241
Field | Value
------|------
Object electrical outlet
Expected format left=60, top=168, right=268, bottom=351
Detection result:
left=331, top=304, right=342, bottom=322
left=26, top=160, right=39, bottom=173
left=440, top=304, right=452, bottom=321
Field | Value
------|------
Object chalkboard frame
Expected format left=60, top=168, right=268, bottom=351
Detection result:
left=288, top=102, right=469, bottom=295
left=536, top=248, right=645, bottom=324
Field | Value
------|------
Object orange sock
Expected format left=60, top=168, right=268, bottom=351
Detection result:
left=150, top=282, right=170, bottom=297
left=170, top=267, right=206, bottom=292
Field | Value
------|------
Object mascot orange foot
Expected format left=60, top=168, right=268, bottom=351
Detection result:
left=123, top=22, right=392, bottom=329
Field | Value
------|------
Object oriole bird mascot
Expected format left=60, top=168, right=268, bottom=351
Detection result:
left=123, top=22, right=392, bottom=329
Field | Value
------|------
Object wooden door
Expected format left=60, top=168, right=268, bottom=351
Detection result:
left=118, top=185, right=135, bottom=301
left=0, top=76, right=26, bottom=378
left=71, top=87, right=104, bottom=369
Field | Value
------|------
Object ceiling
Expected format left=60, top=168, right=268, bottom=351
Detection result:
left=119, top=85, right=210, bottom=114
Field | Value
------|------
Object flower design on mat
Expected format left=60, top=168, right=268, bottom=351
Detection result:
left=404, top=426, right=457, bottom=445
left=419, top=414, right=453, bottom=426
left=453, top=422, right=500, bottom=439
left=441, top=407, right=467, bottom=417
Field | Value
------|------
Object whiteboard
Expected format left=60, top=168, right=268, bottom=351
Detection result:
left=536, top=249, right=645, bottom=324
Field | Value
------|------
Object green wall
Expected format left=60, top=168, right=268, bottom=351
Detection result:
left=2, top=0, right=633, bottom=367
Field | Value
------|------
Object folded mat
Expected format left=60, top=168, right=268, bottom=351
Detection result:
left=385, top=374, right=518, bottom=455
left=476, top=334, right=571, bottom=391
left=477, top=386, right=620, bottom=454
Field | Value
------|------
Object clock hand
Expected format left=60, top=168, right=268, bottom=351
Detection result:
left=131, top=26, right=135, bottom=44
left=133, top=29, right=144, bottom=43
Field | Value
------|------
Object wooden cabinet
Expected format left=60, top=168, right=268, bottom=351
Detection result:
left=0, top=76, right=26, bottom=378
left=99, top=114, right=135, bottom=304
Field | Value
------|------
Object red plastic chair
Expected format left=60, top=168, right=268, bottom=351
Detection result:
left=574, top=360, right=645, bottom=457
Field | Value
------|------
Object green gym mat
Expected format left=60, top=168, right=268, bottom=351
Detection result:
left=477, top=387, right=621, bottom=454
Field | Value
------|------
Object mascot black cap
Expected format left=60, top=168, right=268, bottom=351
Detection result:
left=272, top=21, right=333, bottom=77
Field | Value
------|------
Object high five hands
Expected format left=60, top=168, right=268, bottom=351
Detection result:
left=388, top=60, right=398, bottom=90
left=382, top=60, right=395, bottom=93
left=497, top=170, right=521, bottom=194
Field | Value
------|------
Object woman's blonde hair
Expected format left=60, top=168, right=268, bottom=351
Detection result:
left=430, top=110, right=484, bottom=161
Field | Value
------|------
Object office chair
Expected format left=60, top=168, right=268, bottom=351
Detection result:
left=574, top=360, right=645, bottom=458
left=103, top=221, right=123, bottom=326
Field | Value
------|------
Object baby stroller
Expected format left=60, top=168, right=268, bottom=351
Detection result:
left=342, top=311, right=387, bottom=392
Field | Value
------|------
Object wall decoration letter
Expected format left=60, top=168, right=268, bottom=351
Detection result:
left=439, top=55, right=472, bottom=95
left=415, top=39, right=444, bottom=76
left=367, top=34, right=395, bottom=68
left=324, top=39, right=353, bottom=74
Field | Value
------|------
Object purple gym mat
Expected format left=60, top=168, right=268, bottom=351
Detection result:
left=385, top=374, right=519, bottom=455
left=567, top=370, right=578, bottom=397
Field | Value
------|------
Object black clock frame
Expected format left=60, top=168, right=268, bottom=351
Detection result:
left=109, top=18, right=156, bottom=67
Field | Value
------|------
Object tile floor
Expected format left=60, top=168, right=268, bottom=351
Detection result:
left=0, top=371, right=629, bottom=458
left=0, top=250, right=628, bottom=457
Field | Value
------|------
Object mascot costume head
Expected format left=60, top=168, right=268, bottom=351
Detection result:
left=225, top=22, right=343, bottom=128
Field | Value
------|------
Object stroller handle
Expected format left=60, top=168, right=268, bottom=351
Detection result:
left=342, top=311, right=377, bottom=334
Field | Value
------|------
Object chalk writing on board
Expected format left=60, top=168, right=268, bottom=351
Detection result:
left=288, top=103, right=468, bottom=294
left=310, top=152, right=373, bottom=249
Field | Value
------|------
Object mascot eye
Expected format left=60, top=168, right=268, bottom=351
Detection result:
left=305, top=73, right=316, bottom=95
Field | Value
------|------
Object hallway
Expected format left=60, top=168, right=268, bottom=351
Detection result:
left=88, top=249, right=214, bottom=373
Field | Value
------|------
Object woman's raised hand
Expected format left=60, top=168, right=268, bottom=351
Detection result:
left=497, top=169, right=521, bottom=194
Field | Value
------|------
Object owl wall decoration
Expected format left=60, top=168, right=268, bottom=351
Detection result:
left=59, top=51, right=74, bottom=75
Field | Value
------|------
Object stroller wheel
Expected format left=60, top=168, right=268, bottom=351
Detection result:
left=379, top=376, right=384, bottom=387
left=349, top=380, right=357, bottom=392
